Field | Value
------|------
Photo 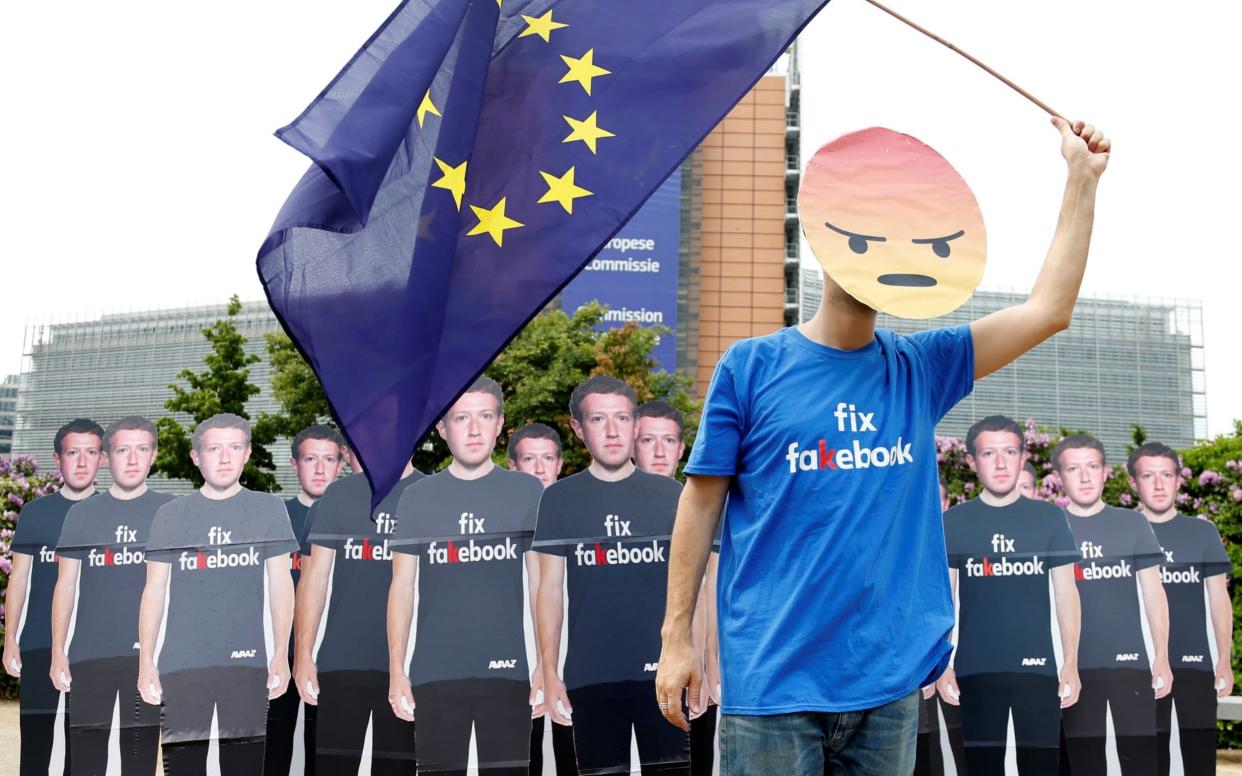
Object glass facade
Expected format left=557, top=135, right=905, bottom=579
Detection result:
left=0, top=374, right=18, bottom=455
left=877, top=290, right=1207, bottom=460
left=12, top=303, right=298, bottom=494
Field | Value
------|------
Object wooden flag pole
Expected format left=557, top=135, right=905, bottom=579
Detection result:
left=861, top=0, right=1064, bottom=120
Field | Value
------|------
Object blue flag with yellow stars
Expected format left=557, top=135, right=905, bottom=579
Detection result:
left=259, top=0, right=828, bottom=504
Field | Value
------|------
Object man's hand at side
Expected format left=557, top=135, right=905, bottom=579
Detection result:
left=655, top=636, right=702, bottom=732
left=936, top=666, right=960, bottom=706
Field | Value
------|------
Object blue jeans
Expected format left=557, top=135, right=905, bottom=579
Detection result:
left=719, top=692, right=918, bottom=776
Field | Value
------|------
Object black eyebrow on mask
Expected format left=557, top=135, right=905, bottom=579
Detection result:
left=825, top=221, right=885, bottom=242
left=911, top=229, right=965, bottom=244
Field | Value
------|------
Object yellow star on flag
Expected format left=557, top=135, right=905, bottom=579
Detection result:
left=538, top=167, right=593, bottom=214
left=431, top=157, right=467, bottom=210
left=417, top=90, right=441, bottom=128
left=467, top=197, right=524, bottom=246
left=558, top=49, right=610, bottom=95
left=518, top=10, right=568, bottom=43
left=562, top=111, right=615, bottom=154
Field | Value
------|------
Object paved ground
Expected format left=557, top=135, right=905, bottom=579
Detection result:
left=2, top=700, right=1242, bottom=775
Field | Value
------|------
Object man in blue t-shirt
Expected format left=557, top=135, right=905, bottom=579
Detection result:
left=655, top=117, right=1112, bottom=775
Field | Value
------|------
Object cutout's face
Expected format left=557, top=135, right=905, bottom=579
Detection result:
left=1130, top=455, right=1181, bottom=514
left=437, top=391, right=503, bottom=467
left=1017, top=470, right=1037, bottom=499
left=1056, top=447, right=1105, bottom=509
left=572, top=392, right=635, bottom=467
left=509, top=437, right=562, bottom=488
left=800, top=128, right=986, bottom=319
left=291, top=439, right=344, bottom=498
left=54, top=433, right=104, bottom=491
left=633, top=417, right=685, bottom=478
left=106, top=430, right=157, bottom=491
left=190, top=428, right=251, bottom=490
left=967, top=430, right=1024, bottom=498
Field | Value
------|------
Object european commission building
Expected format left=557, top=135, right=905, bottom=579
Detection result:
left=11, top=287, right=1207, bottom=491
left=11, top=302, right=297, bottom=494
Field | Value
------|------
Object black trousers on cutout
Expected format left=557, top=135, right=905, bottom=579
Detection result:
left=416, top=678, right=530, bottom=775
left=530, top=716, right=580, bottom=775
left=68, top=656, right=160, bottom=775
left=1155, top=668, right=1217, bottom=776
left=264, top=678, right=316, bottom=776
left=1061, top=668, right=1157, bottom=776
left=160, top=666, right=269, bottom=776
left=315, top=670, right=415, bottom=775
left=19, top=648, right=70, bottom=776
left=958, top=672, right=1061, bottom=775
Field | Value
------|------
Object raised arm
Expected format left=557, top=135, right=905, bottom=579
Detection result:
left=3, top=553, right=32, bottom=677
left=1208, top=573, right=1234, bottom=697
left=971, top=118, right=1111, bottom=380
left=137, top=561, right=171, bottom=705
left=657, top=474, right=728, bottom=731
left=293, top=544, right=335, bottom=705
left=387, top=552, right=418, bottom=721
left=1137, top=566, right=1172, bottom=698
left=266, top=554, right=294, bottom=699
left=537, top=552, right=571, bottom=726
left=49, top=557, right=81, bottom=692
left=1051, top=563, right=1082, bottom=707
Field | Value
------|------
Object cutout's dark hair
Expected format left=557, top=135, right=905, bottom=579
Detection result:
left=55, top=418, right=104, bottom=454
left=443, top=375, right=505, bottom=421
left=1050, top=433, right=1106, bottom=472
left=102, top=416, right=157, bottom=452
left=965, top=415, right=1024, bottom=456
left=507, top=423, right=562, bottom=460
left=636, top=400, right=685, bottom=438
left=292, top=424, right=345, bottom=460
left=1022, top=462, right=1038, bottom=480
left=569, top=375, right=637, bottom=423
left=191, top=413, right=251, bottom=451
left=1126, top=442, right=1181, bottom=478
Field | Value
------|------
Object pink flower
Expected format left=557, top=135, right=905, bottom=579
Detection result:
left=1199, top=471, right=1222, bottom=487
left=1181, top=467, right=1193, bottom=478
left=1119, top=492, right=1133, bottom=506
left=1230, top=486, right=1242, bottom=503
left=1054, top=497, right=1070, bottom=508
left=963, top=482, right=974, bottom=493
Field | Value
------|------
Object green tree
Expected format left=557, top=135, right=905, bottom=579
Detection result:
left=152, top=296, right=279, bottom=491
left=258, top=331, right=334, bottom=440
left=412, top=302, right=702, bottom=475
left=0, top=455, right=63, bottom=698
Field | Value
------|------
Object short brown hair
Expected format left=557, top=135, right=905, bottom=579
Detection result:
left=191, top=413, right=251, bottom=451
left=103, top=416, right=157, bottom=452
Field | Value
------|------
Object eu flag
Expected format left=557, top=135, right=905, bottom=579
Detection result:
left=259, top=0, right=828, bottom=503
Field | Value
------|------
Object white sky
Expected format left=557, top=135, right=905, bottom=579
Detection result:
left=1, top=0, right=1238, bottom=436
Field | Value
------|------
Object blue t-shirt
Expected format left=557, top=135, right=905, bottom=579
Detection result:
left=685, top=325, right=974, bottom=714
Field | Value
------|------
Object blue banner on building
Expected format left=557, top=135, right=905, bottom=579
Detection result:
left=562, top=169, right=682, bottom=370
